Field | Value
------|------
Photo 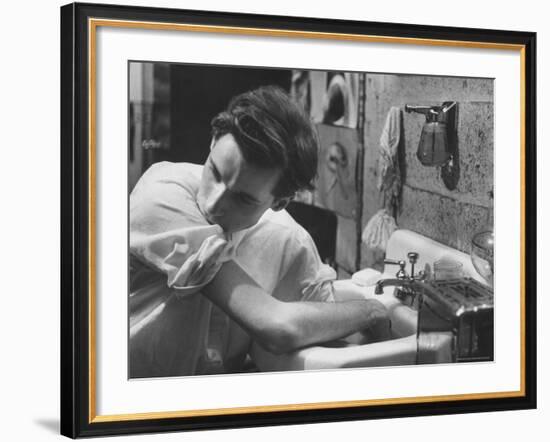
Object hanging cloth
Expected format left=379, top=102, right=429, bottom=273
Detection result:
left=376, top=106, right=402, bottom=215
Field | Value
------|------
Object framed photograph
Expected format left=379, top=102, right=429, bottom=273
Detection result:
left=60, top=2, right=536, bottom=438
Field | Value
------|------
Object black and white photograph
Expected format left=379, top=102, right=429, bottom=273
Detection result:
left=128, top=62, right=495, bottom=379
left=1, top=0, right=545, bottom=439
left=52, top=1, right=537, bottom=439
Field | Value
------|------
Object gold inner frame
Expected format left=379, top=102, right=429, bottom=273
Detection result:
left=87, top=17, right=527, bottom=423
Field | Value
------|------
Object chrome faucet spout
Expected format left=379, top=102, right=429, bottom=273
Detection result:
left=375, top=278, right=412, bottom=295
left=374, top=278, right=430, bottom=295
left=377, top=251, right=429, bottom=303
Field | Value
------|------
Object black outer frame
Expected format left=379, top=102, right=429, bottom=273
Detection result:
left=60, top=2, right=537, bottom=438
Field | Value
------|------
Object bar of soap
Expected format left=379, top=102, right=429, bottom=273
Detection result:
left=351, top=268, right=382, bottom=287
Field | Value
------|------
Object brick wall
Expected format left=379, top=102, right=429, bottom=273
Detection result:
left=360, top=74, right=494, bottom=268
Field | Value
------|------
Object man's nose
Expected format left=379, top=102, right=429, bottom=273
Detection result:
left=205, top=182, right=227, bottom=215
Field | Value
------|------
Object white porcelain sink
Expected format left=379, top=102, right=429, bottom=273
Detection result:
left=251, top=229, right=480, bottom=372
left=251, top=278, right=420, bottom=371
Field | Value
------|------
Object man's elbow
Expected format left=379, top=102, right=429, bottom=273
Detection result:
left=256, top=317, right=303, bottom=355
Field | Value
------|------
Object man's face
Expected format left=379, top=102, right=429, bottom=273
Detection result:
left=197, top=133, right=287, bottom=233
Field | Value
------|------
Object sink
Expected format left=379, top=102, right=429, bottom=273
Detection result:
left=251, top=229, right=481, bottom=372
left=251, top=278, right=419, bottom=371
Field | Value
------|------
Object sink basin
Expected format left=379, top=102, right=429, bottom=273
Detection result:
left=251, top=229, right=479, bottom=372
left=251, top=278, right=419, bottom=371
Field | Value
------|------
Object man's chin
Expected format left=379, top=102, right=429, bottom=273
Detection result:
left=205, top=215, right=230, bottom=231
left=202, top=212, right=252, bottom=233
left=218, top=221, right=253, bottom=235
left=206, top=216, right=223, bottom=228
left=201, top=210, right=221, bottom=227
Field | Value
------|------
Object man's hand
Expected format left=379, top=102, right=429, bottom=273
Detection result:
left=359, top=299, right=392, bottom=343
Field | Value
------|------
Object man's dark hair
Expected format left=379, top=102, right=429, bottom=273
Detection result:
left=210, top=85, right=318, bottom=198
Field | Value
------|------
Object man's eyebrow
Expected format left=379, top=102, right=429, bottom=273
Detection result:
left=236, top=190, right=262, bottom=204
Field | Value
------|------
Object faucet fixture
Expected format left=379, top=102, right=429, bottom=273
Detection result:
left=375, top=252, right=428, bottom=308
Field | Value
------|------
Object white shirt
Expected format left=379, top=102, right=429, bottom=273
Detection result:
left=129, top=161, right=336, bottom=377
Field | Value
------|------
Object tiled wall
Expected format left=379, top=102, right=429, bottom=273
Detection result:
left=360, top=74, right=494, bottom=269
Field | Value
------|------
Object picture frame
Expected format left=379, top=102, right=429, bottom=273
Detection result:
left=60, top=1, right=537, bottom=438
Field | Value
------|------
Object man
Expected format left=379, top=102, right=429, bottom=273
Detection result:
left=129, top=85, right=390, bottom=377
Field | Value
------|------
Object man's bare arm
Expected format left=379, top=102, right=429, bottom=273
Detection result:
left=202, top=260, right=389, bottom=354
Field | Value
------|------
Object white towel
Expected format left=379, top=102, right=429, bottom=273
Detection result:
left=361, top=208, right=398, bottom=254
left=376, top=106, right=402, bottom=212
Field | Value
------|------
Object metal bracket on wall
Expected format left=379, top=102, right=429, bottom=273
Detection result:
left=440, top=102, right=460, bottom=190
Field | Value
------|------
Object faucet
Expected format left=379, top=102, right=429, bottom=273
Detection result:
left=375, top=252, right=429, bottom=308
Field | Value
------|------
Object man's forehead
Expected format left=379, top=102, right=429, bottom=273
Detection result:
left=210, top=139, right=281, bottom=200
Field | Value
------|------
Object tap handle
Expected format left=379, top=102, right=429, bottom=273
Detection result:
left=384, top=259, right=408, bottom=279
left=407, top=252, right=419, bottom=280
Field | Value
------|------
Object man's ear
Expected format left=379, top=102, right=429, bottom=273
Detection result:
left=209, top=137, right=216, bottom=151
left=271, top=197, right=291, bottom=212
